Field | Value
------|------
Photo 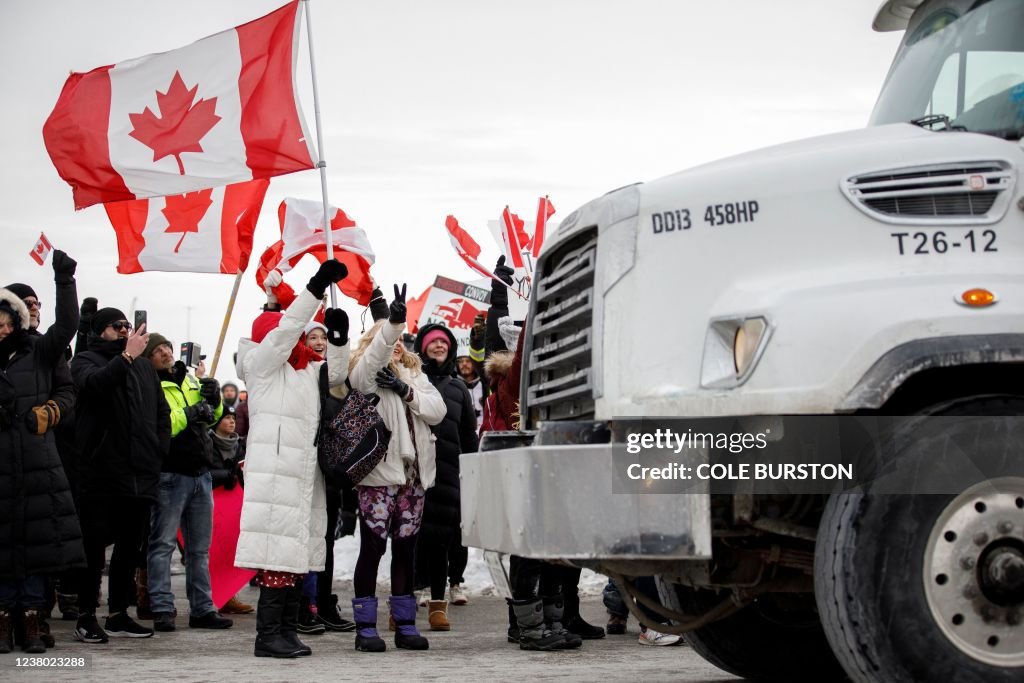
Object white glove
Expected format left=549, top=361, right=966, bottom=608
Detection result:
left=498, top=316, right=523, bottom=351
left=264, top=269, right=283, bottom=291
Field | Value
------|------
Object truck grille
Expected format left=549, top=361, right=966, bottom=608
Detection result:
left=525, top=229, right=597, bottom=424
left=842, top=161, right=1014, bottom=225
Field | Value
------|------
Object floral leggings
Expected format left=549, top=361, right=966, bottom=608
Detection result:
left=353, top=482, right=426, bottom=597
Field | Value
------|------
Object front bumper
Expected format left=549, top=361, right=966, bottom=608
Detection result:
left=460, top=442, right=712, bottom=560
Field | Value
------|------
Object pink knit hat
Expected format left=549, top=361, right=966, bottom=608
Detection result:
left=421, top=328, right=450, bottom=351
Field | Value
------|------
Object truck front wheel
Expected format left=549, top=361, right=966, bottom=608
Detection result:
left=815, top=398, right=1024, bottom=682
left=661, top=583, right=845, bottom=681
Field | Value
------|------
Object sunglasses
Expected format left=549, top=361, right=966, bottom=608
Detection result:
left=24, top=299, right=42, bottom=310
left=109, top=321, right=133, bottom=332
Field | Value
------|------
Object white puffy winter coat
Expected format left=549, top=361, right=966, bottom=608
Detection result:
left=350, top=321, right=446, bottom=488
left=233, top=291, right=348, bottom=573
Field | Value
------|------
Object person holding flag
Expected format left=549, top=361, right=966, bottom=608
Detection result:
left=0, top=251, right=84, bottom=654
left=233, top=260, right=351, bottom=659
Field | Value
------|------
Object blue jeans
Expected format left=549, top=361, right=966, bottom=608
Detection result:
left=147, top=472, right=215, bottom=616
left=0, top=575, right=45, bottom=609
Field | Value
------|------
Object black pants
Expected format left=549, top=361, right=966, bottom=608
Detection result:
left=76, top=496, right=151, bottom=615
left=509, top=556, right=565, bottom=601
left=415, top=528, right=456, bottom=600
left=448, top=541, right=468, bottom=586
left=316, top=486, right=341, bottom=604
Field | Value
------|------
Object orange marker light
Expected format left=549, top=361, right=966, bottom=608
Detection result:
left=960, top=288, right=997, bottom=307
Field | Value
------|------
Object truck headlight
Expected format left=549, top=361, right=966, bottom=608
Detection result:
left=701, top=316, right=772, bottom=389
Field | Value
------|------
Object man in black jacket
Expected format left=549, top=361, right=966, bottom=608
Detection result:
left=142, top=334, right=231, bottom=633
left=71, top=308, right=167, bottom=643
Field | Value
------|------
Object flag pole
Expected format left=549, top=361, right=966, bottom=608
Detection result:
left=302, top=0, right=337, bottom=308
left=209, top=270, right=244, bottom=379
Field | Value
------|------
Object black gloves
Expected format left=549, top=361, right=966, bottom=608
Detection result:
left=185, top=402, right=215, bottom=424
left=170, top=361, right=188, bottom=386
left=52, top=250, right=77, bottom=284
left=306, top=259, right=348, bottom=299
left=324, top=308, right=349, bottom=346
left=375, top=367, right=410, bottom=399
left=79, top=298, right=98, bottom=325
left=494, top=255, right=514, bottom=285
left=199, top=378, right=221, bottom=408
left=491, top=255, right=514, bottom=308
left=77, top=297, right=98, bottom=353
left=368, top=287, right=389, bottom=322
left=388, top=284, right=407, bottom=324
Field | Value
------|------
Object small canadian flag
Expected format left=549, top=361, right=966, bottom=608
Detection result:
left=30, top=233, right=53, bottom=266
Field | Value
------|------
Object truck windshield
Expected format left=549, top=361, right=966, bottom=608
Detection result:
left=870, top=0, right=1024, bottom=140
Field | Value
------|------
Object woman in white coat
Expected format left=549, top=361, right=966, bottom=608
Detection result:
left=347, top=285, right=446, bottom=653
left=234, top=260, right=349, bottom=659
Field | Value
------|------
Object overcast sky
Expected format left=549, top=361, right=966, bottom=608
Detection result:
left=0, top=1, right=901, bottom=385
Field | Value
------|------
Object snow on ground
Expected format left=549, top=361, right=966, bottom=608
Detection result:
left=331, top=532, right=608, bottom=597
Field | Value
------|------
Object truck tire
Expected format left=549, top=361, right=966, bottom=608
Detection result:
left=662, top=582, right=845, bottom=681
left=815, top=397, right=1024, bottom=683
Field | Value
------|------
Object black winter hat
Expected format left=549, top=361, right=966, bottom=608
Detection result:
left=91, top=307, right=129, bottom=334
left=5, top=283, right=37, bottom=301
left=214, top=404, right=237, bottom=427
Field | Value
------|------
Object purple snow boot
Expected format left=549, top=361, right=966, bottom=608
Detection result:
left=352, top=597, right=386, bottom=653
left=389, top=595, right=429, bottom=650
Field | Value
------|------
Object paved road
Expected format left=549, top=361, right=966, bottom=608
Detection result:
left=4, top=578, right=739, bottom=682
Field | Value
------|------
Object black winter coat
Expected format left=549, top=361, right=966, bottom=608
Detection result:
left=71, top=336, right=170, bottom=502
left=0, top=283, right=85, bottom=580
left=414, top=324, right=479, bottom=538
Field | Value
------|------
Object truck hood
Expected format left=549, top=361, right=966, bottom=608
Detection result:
left=655, top=123, right=937, bottom=187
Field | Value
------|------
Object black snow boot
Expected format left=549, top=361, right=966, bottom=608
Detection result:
left=281, top=584, right=312, bottom=656
left=254, top=587, right=304, bottom=658
left=564, top=592, right=605, bottom=639
left=506, top=601, right=520, bottom=643
left=511, top=599, right=568, bottom=651
left=543, top=595, right=581, bottom=649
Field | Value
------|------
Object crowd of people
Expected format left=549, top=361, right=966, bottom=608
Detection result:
left=0, top=253, right=679, bottom=658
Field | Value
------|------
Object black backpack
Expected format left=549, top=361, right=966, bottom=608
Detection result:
left=316, top=364, right=391, bottom=486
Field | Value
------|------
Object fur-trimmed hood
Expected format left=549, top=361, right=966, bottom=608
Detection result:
left=484, top=350, right=515, bottom=381
left=0, top=288, right=30, bottom=330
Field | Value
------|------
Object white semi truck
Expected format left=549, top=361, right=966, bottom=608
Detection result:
left=461, top=1, right=1024, bottom=680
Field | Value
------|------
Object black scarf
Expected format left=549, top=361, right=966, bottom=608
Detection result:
left=86, top=333, right=128, bottom=358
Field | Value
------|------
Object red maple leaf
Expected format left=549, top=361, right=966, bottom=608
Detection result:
left=162, top=189, right=213, bottom=253
left=128, top=71, right=221, bottom=175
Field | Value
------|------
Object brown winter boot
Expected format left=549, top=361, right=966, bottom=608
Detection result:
left=22, top=610, right=46, bottom=653
left=221, top=597, right=254, bottom=615
left=0, top=609, right=12, bottom=654
left=427, top=600, right=451, bottom=631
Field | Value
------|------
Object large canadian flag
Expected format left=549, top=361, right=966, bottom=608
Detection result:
left=43, top=1, right=316, bottom=210
left=103, top=178, right=269, bottom=273
left=256, top=198, right=376, bottom=306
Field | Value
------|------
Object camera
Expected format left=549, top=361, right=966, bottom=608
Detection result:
left=180, top=341, right=202, bottom=369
